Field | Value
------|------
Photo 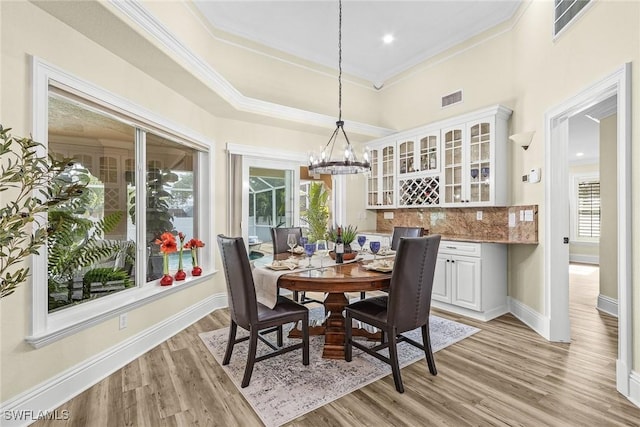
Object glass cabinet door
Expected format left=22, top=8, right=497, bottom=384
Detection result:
left=367, top=149, right=379, bottom=206
left=443, top=128, right=464, bottom=203
left=398, top=139, right=414, bottom=174
left=381, top=145, right=395, bottom=206
left=420, top=134, right=438, bottom=172
left=468, top=122, right=491, bottom=203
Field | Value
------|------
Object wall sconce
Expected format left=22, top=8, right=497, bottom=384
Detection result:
left=509, top=131, right=535, bottom=150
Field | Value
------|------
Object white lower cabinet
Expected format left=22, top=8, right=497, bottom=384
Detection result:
left=432, top=241, right=507, bottom=321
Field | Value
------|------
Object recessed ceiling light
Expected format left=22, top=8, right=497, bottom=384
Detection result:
left=382, top=34, right=394, bottom=44
left=576, top=152, right=584, bottom=157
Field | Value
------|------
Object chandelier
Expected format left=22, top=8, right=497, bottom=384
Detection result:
left=308, top=0, right=371, bottom=175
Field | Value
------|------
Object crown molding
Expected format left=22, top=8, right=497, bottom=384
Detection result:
left=107, top=1, right=394, bottom=139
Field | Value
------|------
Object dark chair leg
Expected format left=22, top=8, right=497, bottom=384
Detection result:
left=388, top=329, right=404, bottom=393
left=344, top=311, right=353, bottom=361
left=302, top=312, right=310, bottom=365
left=222, top=320, right=237, bottom=365
left=293, top=291, right=299, bottom=302
left=360, top=292, right=365, bottom=300
left=241, top=329, right=259, bottom=388
left=421, top=324, right=437, bottom=375
left=277, top=325, right=283, bottom=347
left=380, top=329, right=386, bottom=344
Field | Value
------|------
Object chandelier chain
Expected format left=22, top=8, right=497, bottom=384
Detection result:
left=338, top=0, right=342, bottom=122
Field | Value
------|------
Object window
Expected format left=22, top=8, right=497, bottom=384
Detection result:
left=577, top=179, right=600, bottom=239
left=29, top=58, right=213, bottom=346
left=554, top=0, right=591, bottom=36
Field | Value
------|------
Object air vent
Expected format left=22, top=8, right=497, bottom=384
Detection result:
left=441, top=90, right=463, bottom=108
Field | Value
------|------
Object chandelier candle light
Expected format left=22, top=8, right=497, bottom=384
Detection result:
left=308, top=0, right=370, bottom=175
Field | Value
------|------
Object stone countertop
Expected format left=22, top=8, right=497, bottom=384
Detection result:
left=359, top=230, right=538, bottom=245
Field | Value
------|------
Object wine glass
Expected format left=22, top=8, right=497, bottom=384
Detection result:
left=287, top=233, right=297, bottom=258
left=299, top=236, right=308, bottom=247
left=357, top=235, right=367, bottom=251
left=304, top=243, right=315, bottom=268
left=316, top=239, right=328, bottom=269
left=369, top=241, right=381, bottom=262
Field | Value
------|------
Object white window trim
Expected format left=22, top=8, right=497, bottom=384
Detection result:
left=569, top=171, right=599, bottom=244
left=27, top=56, right=216, bottom=348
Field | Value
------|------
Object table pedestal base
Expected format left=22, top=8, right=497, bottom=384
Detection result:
left=288, top=292, right=381, bottom=359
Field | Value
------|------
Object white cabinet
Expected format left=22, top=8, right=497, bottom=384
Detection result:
left=364, top=105, right=512, bottom=210
left=432, top=241, right=507, bottom=321
left=397, top=130, right=441, bottom=208
left=366, top=138, right=396, bottom=209
left=441, top=106, right=511, bottom=207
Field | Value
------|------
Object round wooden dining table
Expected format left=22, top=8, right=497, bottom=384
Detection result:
left=277, top=261, right=391, bottom=359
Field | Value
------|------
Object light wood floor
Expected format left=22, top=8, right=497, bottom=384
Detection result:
left=36, top=265, right=640, bottom=426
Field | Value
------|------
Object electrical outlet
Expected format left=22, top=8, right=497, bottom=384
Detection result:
left=119, top=313, right=128, bottom=330
left=476, top=211, right=483, bottom=221
left=383, top=211, right=394, bottom=220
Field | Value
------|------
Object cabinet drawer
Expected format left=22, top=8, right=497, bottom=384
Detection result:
left=439, top=241, right=481, bottom=257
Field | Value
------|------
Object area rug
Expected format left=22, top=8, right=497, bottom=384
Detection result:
left=199, top=307, right=479, bottom=427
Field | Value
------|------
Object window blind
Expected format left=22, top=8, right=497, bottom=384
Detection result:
left=577, top=180, right=600, bottom=238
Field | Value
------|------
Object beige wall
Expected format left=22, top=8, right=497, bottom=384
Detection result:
left=599, top=114, right=617, bottom=300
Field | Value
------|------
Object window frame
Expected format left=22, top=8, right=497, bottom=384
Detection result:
left=27, top=57, right=216, bottom=348
left=569, top=172, right=600, bottom=245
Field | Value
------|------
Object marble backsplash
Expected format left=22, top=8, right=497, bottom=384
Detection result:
left=376, top=206, right=538, bottom=244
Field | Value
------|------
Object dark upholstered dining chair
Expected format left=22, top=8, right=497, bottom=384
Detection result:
left=345, top=234, right=441, bottom=393
left=390, top=226, right=425, bottom=251
left=217, top=235, right=309, bottom=388
left=270, top=227, right=320, bottom=304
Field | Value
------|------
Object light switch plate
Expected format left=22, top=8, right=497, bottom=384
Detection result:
left=509, top=212, right=516, bottom=227
left=476, top=211, right=483, bottom=220
left=524, top=210, right=534, bottom=222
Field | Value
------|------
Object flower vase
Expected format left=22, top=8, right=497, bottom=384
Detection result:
left=175, top=244, right=186, bottom=281
left=161, top=252, right=173, bottom=286
left=191, top=248, right=202, bottom=276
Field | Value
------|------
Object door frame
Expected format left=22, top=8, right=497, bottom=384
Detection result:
left=545, top=63, right=632, bottom=396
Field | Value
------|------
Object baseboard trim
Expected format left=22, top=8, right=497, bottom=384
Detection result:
left=628, top=370, right=640, bottom=408
left=569, top=254, right=599, bottom=264
left=431, top=301, right=508, bottom=322
left=597, top=294, right=618, bottom=318
left=508, top=297, right=550, bottom=339
left=0, top=292, right=228, bottom=427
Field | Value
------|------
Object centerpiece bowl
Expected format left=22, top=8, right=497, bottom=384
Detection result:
left=329, top=251, right=358, bottom=261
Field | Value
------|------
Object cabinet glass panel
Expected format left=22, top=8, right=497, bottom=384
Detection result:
left=398, top=140, right=414, bottom=174
left=367, top=150, right=379, bottom=205
left=381, top=146, right=394, bottom=206
left=420, top=135, right=438, bottom=171
left=444, top=129, right=463, bottom=203
left=468, top=123, right=491, bottom=203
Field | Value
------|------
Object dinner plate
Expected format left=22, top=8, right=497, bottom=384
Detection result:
left=288, top=247, right=305, bottom=254
left=266, top=263, right=298, bottom=271
left=363, top=262, right=394, bottom=273
left=378, top=249, right=396, bottom=256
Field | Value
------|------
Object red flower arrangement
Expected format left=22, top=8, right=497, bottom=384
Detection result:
left=155, top=232, right=177, bottom=286
left=184, top=238, right=205, bottom=276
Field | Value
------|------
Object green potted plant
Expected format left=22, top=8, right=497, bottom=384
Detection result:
left=327, top=224, right=358, bottom=260
left=128, top=167, right=178, bottom=280
left=301, top=182, right=329, bottom=243
left=0, top=126, right=86, bottom=299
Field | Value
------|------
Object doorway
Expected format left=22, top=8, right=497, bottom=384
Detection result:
left=241, top=159, right=300, bottom=258
left=545, top=64, right=632, bottom=397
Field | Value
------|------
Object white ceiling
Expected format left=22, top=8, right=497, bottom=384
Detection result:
left=193, top=0, right=522, bottom=86
left=568, top=95, right=617, bottom=165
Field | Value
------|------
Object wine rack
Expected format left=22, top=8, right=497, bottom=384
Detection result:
left=398, top=176, right=440, bottom=207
